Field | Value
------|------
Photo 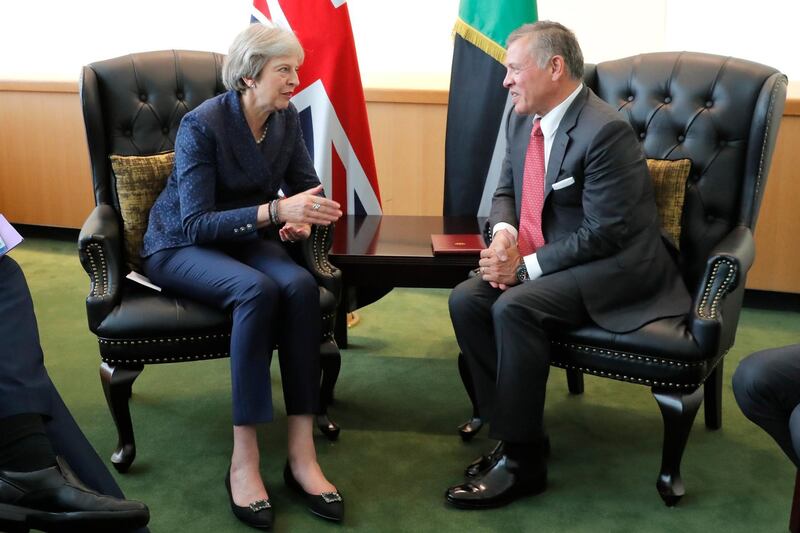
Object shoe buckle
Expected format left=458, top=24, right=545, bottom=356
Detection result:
left=249, top=499, right=271, bottom=512
left=321, top=492, right=342, bottom=504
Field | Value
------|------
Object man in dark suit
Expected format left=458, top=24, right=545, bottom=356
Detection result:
left=0, top=253, right=150, bottom=532
left=445, top=21, right=691, bottom=509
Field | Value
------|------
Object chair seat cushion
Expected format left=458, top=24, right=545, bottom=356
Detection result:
left=96, top=283, right=230, bottom=338
left=95, top=281, right=338, bottom=365
left=550, top=316, right=718, bottom=389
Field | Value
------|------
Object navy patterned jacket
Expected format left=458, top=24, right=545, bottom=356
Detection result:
left=142, top=90, right=320, bottom=257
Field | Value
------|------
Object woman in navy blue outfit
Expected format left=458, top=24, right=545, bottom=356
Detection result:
left=141, top=24, right=343, bottom=529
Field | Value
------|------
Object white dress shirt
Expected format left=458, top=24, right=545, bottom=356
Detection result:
left=493, top=83, right=584, bottom=280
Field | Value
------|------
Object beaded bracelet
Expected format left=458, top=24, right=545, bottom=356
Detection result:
left=269, top=199, right=280, bottom=226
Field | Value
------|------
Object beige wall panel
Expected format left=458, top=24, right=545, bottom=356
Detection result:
left=1, top=80, right=798, bottom=293
left=0, top=88, right=92, bottom=228
left=748, top=115, right=800, bottom=293
left=366, top=101, right=446, bottom=216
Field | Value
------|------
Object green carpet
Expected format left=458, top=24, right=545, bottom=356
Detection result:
left=7, top=234, right=800, bottom=532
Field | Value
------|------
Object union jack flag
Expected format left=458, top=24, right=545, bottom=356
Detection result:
left=252, top=0, right=382, bottom=215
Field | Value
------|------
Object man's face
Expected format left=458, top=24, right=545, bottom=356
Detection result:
left=503, top=36, right=552, bottom=116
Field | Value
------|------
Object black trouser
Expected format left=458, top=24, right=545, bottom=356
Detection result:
left=449, top=270, right=588, bottom=444
left=733, top=344, right=800, bottom=467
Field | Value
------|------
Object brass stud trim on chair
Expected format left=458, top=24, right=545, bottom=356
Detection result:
left=754, top=78, right=787, bottom=202
left=550, top=340, right=705, bottom=368
left=85, top=242, right=109, bottom=298
left=311, top=225, right=335, bottom=275
left=550, top=360, right=701, bottom=389
left=101, top=351, right=230, bottom=365
left=697, top=259, right=737, bottom=319
left=98, top=332, right=232, bottom=345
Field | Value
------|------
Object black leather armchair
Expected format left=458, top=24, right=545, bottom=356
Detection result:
left=458, top=51, right=787, bottom=505
left=77, top=50, right=343, bottom=472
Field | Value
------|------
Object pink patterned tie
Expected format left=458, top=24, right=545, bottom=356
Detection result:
left=517, top=118, right=546, bottom=256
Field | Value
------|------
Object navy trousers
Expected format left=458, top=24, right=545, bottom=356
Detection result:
left=0, top=255, right=149, bottom=533
left=733, top=344, right=800, bottom=468
left=142, top=238, right=321, bottom=425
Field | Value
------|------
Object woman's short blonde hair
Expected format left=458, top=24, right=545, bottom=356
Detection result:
left=222, top=23, right=305, bottom=92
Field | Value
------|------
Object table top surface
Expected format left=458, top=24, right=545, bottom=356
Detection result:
left=330, top=215, right=485, bottom=262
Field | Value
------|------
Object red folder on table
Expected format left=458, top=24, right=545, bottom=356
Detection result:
left=431, top=234, right=486, bottom=255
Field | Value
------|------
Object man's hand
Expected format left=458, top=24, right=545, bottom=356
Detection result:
left=479, top=229, right=522, bottom=290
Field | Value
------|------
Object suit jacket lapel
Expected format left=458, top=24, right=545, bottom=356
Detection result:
left=544, top=86, right=588, bottom=203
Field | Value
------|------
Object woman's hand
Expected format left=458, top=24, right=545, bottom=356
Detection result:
left=276, top=184, right=342, bottom=226
left=279, top=222, right=311, bottom=242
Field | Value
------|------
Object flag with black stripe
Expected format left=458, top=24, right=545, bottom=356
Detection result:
left=444, top=1, right=538, bottom=217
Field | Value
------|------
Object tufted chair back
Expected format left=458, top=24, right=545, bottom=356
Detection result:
left=81, top=50, right=226, bottom=208
left=584, top=52, right=785, bottom=291
left=80, top=50, right=225, bottom=209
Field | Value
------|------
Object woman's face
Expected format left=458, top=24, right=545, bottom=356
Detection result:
left=250, top=55, right=301, bottom=112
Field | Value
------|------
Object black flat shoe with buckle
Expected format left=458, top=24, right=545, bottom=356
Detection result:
left=283, top=462, right=343, bottom=522
left=225, top=470, right=273, bottom=530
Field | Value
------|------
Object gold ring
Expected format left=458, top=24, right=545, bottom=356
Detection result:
left=312, top=203, right=321, bottom=210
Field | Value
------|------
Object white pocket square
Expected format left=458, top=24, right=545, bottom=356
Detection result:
left=552, top=177, right=575, bottom=190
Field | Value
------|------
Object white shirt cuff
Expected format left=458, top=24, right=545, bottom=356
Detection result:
left=523, top=253, right=543, bottom=280
left=492, top=222, right=518, bottom=244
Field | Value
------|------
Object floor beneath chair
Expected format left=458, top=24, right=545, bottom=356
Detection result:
left=10, top=234, right=800, bottom=532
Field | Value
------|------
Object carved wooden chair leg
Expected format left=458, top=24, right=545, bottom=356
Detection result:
left=652, top=386, right=703, bottom=506
left=566, top=368, right=584, bottom=394
left=703, top=360, right=724, bottom=430
left=99, top=362, right=144, bottom=473
left=457, top=352, right=484, bottom=441
left=316, top=340, right=341, bottom=441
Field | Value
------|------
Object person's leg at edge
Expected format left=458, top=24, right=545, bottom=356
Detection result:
left=733, top=344, right=800, bottom=468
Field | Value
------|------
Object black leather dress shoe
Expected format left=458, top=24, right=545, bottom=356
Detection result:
left=283, top=462, right=344, bottom=522
left=224, top=470, right=274, bottom=530
left=464, top=441, right=504, bottom=479
left=465, top=437, right=550, bottom=479
left=446, top=454, right=547, bottom=509
left=0, top=459, right=149, bottom=532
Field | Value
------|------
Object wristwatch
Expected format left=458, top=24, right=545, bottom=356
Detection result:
left=516, top=262, right=529, bottom=283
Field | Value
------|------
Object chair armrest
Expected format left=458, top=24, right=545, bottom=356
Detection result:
left=78, top=204, right=123, bottom=332
left=298, top=223, right=342, bottom=304
left=689, top=225, right=754, bottom=352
